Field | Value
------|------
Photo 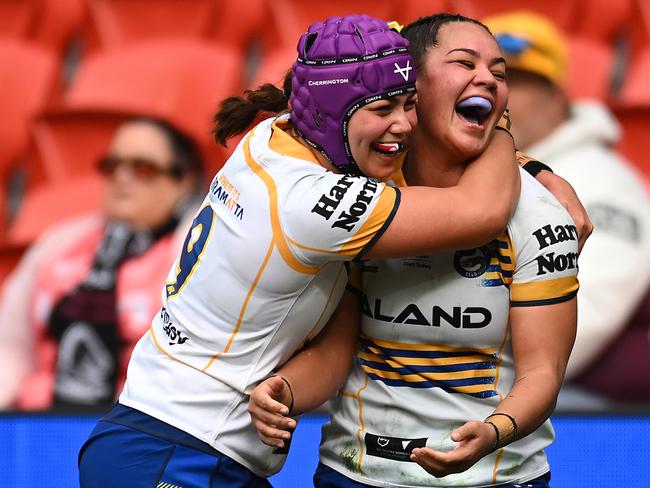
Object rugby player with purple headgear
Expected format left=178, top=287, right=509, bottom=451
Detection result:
left=249, top=13, right=586, bottom=488
left=78, top=14, right=520, bottom=487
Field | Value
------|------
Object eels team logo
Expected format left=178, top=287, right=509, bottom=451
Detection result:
left=453, top=246, right=492, bottom=278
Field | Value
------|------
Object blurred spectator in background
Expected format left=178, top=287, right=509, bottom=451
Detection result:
left=485, top=11, right=650, bottom=407
left=0, top=117, right=203, bottom=410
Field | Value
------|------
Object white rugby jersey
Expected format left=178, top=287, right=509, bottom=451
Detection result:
left=320, top=170, right=579, bottom=487
left=119, top=115, right=400, bottom=476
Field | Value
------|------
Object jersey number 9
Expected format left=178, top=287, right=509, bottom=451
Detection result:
left=166, top=205, right=216, bottom=298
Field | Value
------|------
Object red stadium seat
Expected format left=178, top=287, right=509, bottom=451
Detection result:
left=611, top=105, right=650, bottom=185
left=0, top=187, right=6, bottom=242
left=30, top=111, right=128, bottom=185
left=0, top=241, right=27, bottom=289
left=261, top=0, right=395, bottom=49
left=84, top=0, right=265, bottom=54
left=397, top=0, right=454, bottom=24
left=0, top=0, right=85, bottom=56
left=208, top=0, right=266, bottom=52
left=573, top=0, right=632, bottom=43
left=0, top=40, right=60, bottom=237
left=0, top=0, right=34, bottom=39
left=450, top=0, right=578, bottom=33
left=38, top=39, right=245, bottom=181
left=469, top=0, right=628, bottom=43
left=0, top=40, right=60, bottom=176
left=251, top=49, right=294, bottom=88
left=6, top=173, right=104, bottom=246
left=628, top=0, right=650, bottom=64
left=566, top=36, right=615, bottom=101
left=252, top=0, right=395, bottom=87
left=618, top=47, right=650, bottom=105
left=86, top=0, right=216, bottom=47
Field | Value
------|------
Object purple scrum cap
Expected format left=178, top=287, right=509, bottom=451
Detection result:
left=290, top=14, right=416, bottom=173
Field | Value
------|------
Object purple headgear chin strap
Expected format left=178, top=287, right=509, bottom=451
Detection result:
left=289, top=14, right=416, bottom=173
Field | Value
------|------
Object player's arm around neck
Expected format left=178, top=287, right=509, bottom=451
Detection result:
left=367, top=130, right=519, bottom=259
left=534, top=170, right=593, bottom=252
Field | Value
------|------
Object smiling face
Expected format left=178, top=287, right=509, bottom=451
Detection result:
left=346, top=92, right=418, bottom=180
left=415, top=21, right=508, bottom=161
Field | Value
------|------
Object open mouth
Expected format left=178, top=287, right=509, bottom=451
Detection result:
left=455, top=96, right=493, bottom=126
left=371, top=141, right=405, bottom=156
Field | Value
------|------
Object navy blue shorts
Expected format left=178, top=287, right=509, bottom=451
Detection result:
left=78, top=403, right=272, bottom=488
left=313, top=462, right=551, bottom=487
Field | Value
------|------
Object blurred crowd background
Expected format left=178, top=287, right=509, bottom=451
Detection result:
left=1, top=0, right=650, bottom=414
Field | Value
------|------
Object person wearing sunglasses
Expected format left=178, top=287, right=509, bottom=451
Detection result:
left=0, top=117, right=203, bottom=412
left=484, top=11, right=650, bottom=409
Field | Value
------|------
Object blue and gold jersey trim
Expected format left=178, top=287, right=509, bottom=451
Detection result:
left=358, top=335, right=499, bottom=398
left=481, top=234, right=515, bottom=288
left=454, top=234, right=515, bottom=288
left=511, top=276, right=579, bottom=307
left=480, top=232, right=579, bottom=306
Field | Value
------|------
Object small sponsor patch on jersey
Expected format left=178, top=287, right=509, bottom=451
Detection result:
left=401, top=256, right=432, bottom=270
left=160, top=308, right=189, bottom=346
left=365, top=433, right=426, bottom=462
left=210, top=173, right=244, bottom=220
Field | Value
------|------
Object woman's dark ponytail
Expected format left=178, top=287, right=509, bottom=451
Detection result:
left=213, top=70, right=293, bottom=146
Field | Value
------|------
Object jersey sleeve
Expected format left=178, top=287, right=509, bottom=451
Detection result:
left=281, top=172, right=400, bottom=265
left=509, top=171, right=579, bottom=307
